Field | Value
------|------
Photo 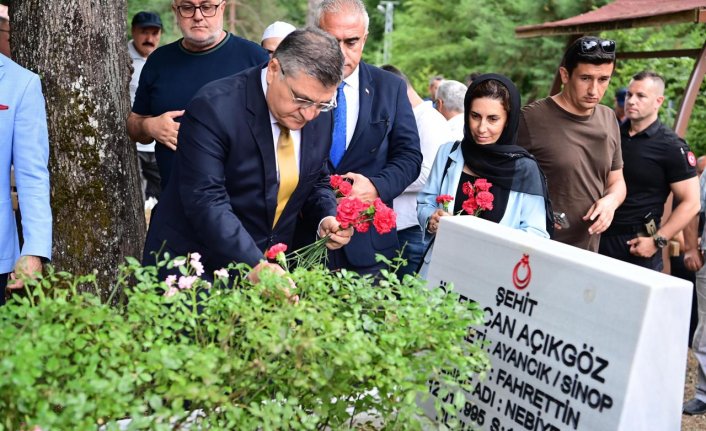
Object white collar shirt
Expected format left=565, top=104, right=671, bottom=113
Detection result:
left=341, top=65, right=360, bottom=148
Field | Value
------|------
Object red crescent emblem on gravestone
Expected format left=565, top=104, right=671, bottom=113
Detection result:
left=512, top=254, right=532, bottom=290
left=688, top=151, right=697, bottom=167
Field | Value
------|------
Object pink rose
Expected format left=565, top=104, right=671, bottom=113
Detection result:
left=164, top=287, right=179, bottom=297
left=214, top=268, right=229, bottom=279
left=191, top=260, right=204, bottom=276
left=178, top=275, right=198, bottom=290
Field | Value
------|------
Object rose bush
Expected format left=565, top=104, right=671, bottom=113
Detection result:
left=0, top=256, right=489, bottom=430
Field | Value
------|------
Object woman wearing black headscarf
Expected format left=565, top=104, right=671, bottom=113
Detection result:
left=417, top=74, right=552, bottom=252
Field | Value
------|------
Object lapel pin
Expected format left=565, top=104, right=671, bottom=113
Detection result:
left=0, top=104, right=8, bottom=110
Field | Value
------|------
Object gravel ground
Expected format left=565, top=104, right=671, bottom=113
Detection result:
left=682, top=350, right=706, bottom=430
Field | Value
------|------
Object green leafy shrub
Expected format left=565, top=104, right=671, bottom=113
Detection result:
left=0, top=257, right=489, bottom=430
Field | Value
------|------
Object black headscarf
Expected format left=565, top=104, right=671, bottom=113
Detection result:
left=459, top=73, right=553, bottom=234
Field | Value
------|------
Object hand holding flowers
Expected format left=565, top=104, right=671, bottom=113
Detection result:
left=291, top=176, right=397, bottom=269
left=319, top=216, right=353, bottom=250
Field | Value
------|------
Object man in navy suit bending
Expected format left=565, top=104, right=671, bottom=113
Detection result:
left=316, top=0, right=422, bottom=276
left=143, top=28, right=352, bottom=281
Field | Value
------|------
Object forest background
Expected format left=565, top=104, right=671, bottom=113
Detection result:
left=2, top=0, right=706, bottom=291
left=119, top=0, right=706, bottom=154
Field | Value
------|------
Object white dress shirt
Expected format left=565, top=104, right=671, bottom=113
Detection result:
left=394, top=100, right=453, bottom=230
left=447, top=113, right=465, bottom=142
left=341, top=66, right=360, bottom=148
left=128, top=40, right=155, bottom=152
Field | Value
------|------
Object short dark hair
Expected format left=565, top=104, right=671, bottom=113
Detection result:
left=380, top=64, right=411, bottom=86
left=464, top=72, right=481, bottom=86
left=561, top=36, right=616, bottom=76
left=468, top=79, right=510, bottom=114
left=632, top=70, right=664, bottom=85
left=274, top=27, right=343, bottom=88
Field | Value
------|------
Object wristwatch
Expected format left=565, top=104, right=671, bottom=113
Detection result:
left=653, top=234, right=668, bottom=249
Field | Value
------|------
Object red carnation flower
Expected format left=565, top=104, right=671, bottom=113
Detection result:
left=372, top=205, right=396, bottom=234
left=462, top=196, right=478, bottom=215
left=265, top=243, right=288, bottom=260
left=462, top=181, right=474, bottom=197
left=474, top=178, right=492, bottom=192
left=330, top=174, right=344, bottom=189
left=336, top=197, right=366, bottom=228
left=436, top=194, right=454, bottom=204
left=337, top=180, right=352, bottom=197
left=436, top=194, right=454, bottom=212
left=355, top=220, right=371, bottom=233
left=476, top=190, right=494, bottom=211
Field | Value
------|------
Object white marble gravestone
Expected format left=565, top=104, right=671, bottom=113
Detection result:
left=421, top=216, right=692, bottom=431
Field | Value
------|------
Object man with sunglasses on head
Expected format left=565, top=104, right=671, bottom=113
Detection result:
left=143, top=28, right=353, bottom=282
left=127, top=0, right=268, bottom=193
left=518, top=36, right=626, bottom=252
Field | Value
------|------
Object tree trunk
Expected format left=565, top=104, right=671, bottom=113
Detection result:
left=11, top=0, right=146, bottom=299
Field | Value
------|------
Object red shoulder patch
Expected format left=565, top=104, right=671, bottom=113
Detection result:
left=688, top=151, right=697, bottom=167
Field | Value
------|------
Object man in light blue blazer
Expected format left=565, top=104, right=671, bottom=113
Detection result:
left=0, top=53, right=51, bottom=304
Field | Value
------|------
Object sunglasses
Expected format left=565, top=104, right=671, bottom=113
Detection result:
left=580, top=39, right=616, bottom=54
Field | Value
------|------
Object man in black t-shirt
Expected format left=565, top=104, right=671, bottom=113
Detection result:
left=127, top=0, right=268, bottom=191
left=599, top=71, right=699, bottom=271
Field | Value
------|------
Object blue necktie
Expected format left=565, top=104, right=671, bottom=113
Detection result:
left=330, top=82, right=347, bottom=168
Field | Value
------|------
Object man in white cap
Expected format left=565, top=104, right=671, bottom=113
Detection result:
left=261, top=21, right=296, bottom=57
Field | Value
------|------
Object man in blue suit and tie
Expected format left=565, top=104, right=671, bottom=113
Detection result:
left=316, top=0, right=422, bottom=276
left=0, top=53, right=52, bottom=304
left=143, top=28, right=352, bottom=280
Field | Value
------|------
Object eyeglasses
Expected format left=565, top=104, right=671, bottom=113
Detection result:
left=175, top=1, right=223, bottom=18
left=279, top=68, right=337, bottom=112
left=580, top=39, right=616, bottom=54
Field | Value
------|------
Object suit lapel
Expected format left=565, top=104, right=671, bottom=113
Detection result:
left=245, top=67, right=278, bottom=228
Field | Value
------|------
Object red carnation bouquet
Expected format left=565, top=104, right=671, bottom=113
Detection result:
left=290, top=175, right=397, bottom=268
left=460, top=178, right=494, bottom=216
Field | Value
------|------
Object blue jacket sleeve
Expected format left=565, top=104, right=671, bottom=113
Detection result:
left=14, top=73, right=52, bottom=261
